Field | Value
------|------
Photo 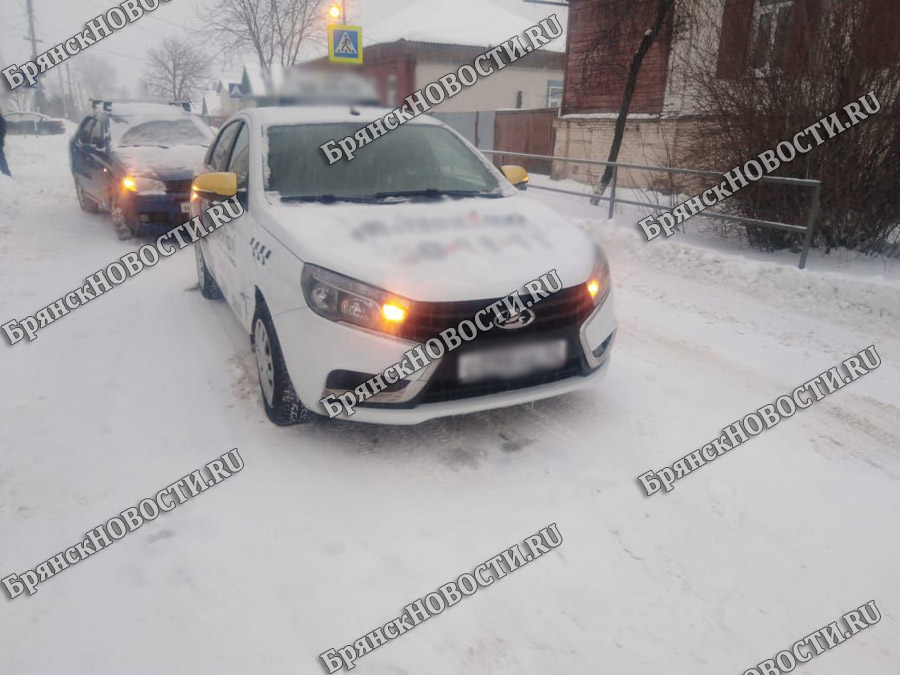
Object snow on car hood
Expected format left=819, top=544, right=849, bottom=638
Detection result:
left=261, top=194, right=596, bottom=302
left=113, top=144, right=208, bottom=180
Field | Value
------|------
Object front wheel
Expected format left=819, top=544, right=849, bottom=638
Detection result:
left=196, top=245, right=223, bottom=300
left=253, top=305, right=311, bottom=426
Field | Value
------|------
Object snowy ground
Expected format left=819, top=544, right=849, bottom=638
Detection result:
left=1, top=134, right=898, bottom=674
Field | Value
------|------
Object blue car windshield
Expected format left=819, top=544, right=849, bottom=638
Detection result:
left=118, top=119, right=210, bottom=148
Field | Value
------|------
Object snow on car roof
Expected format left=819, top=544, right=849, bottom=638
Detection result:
left=107, top=103, right=194, bottom=120
left=249, top=106, right=445, bottom=128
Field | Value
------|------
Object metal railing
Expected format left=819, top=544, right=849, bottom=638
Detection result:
left=480, top=150, right=822, bottom=270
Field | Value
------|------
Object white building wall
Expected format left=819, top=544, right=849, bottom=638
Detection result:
left=662, top=0, right=726, bottom=117
left=415, top=61, right=563, bottom=112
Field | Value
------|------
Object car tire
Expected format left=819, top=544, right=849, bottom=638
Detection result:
left=75, top=182, right=100, bottom=213
left=195, top=245, right=223, bottom=300
left=252, top=303, right=311, bottom=426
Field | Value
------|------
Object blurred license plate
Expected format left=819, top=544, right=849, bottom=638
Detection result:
left=458, top=340, right=567, bottom=384
left=181, top=202, right=191, bottom=214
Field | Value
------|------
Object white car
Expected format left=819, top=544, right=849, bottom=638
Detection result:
left=191, top=106, right=616, bottom=425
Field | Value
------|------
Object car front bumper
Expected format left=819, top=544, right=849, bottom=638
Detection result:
left=121, top=192, right=192, bottom=233
left=274, top=290, right=617, bottom=425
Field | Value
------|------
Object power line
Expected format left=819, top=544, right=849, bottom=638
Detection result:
left=82, top=0, right=191, bottom=35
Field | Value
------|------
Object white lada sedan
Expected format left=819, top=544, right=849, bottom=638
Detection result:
left=191, top=106, right=616, bottom=425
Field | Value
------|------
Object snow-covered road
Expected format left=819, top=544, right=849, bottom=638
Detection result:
left=1, top=134, right=898, bottom=674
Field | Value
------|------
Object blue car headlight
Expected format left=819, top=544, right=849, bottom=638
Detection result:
left=122, top=175, right=166, bottom=195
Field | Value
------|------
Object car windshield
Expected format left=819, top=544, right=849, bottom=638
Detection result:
left=265, top=123, right=503, bottom=202
left=117, top=118, right=210, bottom=148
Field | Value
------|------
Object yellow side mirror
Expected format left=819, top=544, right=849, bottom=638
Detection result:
left=501, top=165, right=529, bottom=190
left=193, top=172, right=238, bottom=199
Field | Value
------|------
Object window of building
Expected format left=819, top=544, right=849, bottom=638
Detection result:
left=547, top=80, right=564, bottom=108
left=749, top=0, right=794, bottom=74
left=386, top=74, right=397, bottom=108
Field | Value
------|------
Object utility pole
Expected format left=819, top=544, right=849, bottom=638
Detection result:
left=24, top=0, right=44, bottom=113
left=66, top=62, right=78, bottom=119
left=56, top=67, right=68, bottom=118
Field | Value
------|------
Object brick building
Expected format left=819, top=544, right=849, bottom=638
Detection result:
left=320, top=0, right=566, bottom=113
left=337, top=40, right=564, bottom=113
left=553, top=0, right=900, bottom=185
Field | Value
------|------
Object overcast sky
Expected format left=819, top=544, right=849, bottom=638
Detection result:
left=0, top=0, right=567, bottom=96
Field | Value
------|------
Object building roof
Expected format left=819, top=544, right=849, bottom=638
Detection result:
left=202, top=92, right=221, bottom=116
left=365, top=0, right=566, bottom=53
left=362, top=40, right=564, bottom=70
left=247, top=105, right=445, bottom=127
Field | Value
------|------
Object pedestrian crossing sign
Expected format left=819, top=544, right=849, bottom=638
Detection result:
left=328, top=25, right=363, bottom=64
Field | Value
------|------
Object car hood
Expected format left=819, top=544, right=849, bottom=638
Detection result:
left=261, top=194, right=596, bottom=302
left=112, top=144, right=207, bottom=180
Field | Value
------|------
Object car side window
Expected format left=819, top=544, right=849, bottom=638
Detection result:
left=78, top=118, right=95, bottom=144
left=90, top=118, right=105, bottom=148
left=209, top=122, right=241, bottom=171
left=228, top=123, right=250, bottom=192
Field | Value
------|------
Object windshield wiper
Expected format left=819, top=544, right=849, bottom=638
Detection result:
left=280, top=194, right=373, bottom=204
left=119, top=144, right=171, bottom=149
left=372, top=188, right=504, bottom=200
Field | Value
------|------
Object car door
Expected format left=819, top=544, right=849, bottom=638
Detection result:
left=71, top=117, right=96, bottom=194
left=221, top=121, right=255, bottom=328
left=198, top=120, right=241, bottom=300
left=87, top=116, right=112, bottom=205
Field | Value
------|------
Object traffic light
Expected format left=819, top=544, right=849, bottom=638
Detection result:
left=327, top=3, right=342, bottom=21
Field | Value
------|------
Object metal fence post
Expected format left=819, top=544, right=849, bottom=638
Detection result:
left=798, top=182, right=821, bottom=270
left=607, top=165, right=618, bottom=220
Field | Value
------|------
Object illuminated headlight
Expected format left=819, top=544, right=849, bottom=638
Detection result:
left=586, top=246, right=611, bottom=306
left=301, top=264, right=411, bottom=334
left=123, top=176, right=166, bottom=195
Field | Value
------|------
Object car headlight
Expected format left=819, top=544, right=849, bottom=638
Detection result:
left=301, top=264, right=411, bottom=335
left=585, top=246, right=611, bottom=306
left=123, top=175, right=166, bottom=195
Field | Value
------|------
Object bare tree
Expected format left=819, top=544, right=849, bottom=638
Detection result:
left=3, top=88, right=35, bottom=113
left=584, top=0, right=677, bottom=203
left=73, top=55, right=119, bottom=101
left=201, top=0, right=327, bottom=68
left=678, top=0, right=900, bottom=255
left=142, top=39, right=211, bottom=102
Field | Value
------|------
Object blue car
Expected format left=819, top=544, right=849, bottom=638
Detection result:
left=70, top=102, right=214, bottom=238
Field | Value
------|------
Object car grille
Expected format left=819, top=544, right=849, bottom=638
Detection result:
left=165, top=179, right=193, bottom=195
left=397, top=285, right=594, bottom=343
left=361, top=285, right=599, bottom=408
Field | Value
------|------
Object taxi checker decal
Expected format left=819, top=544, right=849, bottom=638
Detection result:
left=250, top=237, right=272, bottom=266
